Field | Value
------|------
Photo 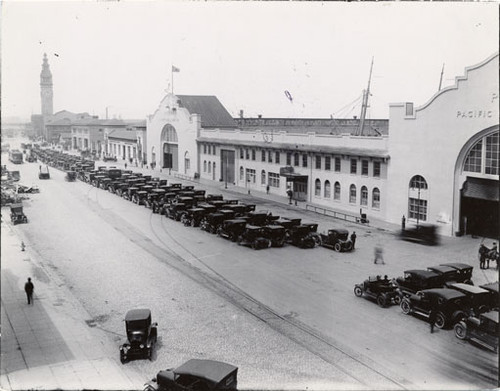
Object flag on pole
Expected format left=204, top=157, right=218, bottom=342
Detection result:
left=172, top=65, right=180, bottom=73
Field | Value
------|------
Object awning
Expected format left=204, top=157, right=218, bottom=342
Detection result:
left=283, top=173, right=308, bottom=183
left=462, top=177, right=499, bottom=202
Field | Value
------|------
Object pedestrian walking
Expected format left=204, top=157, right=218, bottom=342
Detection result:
left=401, top=215, right=406, bottom=231
left=24, top=277, right=34, bottom=305
left=266, top=184, right=270, bottom=195
left=350, top=231, right=357, bottom=249
left=374, top=244, right=384, bottom=264
left=429, top=310, right=437, bottom=333
left=287, top=188, right=293, bottom=204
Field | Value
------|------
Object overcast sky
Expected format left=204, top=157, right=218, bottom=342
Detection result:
left=2, top=1, right=498, bottom=121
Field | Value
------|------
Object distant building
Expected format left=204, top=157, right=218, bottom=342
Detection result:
left=105, top=120, right=146, bottom=163
left=40, top=53, right=53, bottom=117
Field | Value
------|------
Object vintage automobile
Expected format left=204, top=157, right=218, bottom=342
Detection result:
left=38, top=165, right=50, bottom=179
left=122, top=187, right=140, bottom=201
left=10, top=203, right=28, bottom=225
left=119, top=309, right=157, bottom=364
left=440, top=263, right=474, bottom=285
left=427, top=265, right=465, bottom=285
left=454, top=310, right=498, bottom=353
left=197, top=203, right=217, bottom=216
left=217, top=219, right=247, bottom=242
left=144, top=359, right=238, bottom=391
left=65, top=170, right=77, bottom=182
left=447, top=283, right=492, bottom=315
left=287, top=225, right=317, bottom=249
left=243, top=211, right=269, bottom=226
left=480, top=282, right=499, bottom=310
left=16, top=184, right=40, bottom=194
left=400, top=288, right=468, bottom=329
left=262, top=225, right=287, bottom=247
left=354, top=275, right=401, bottom=307
left=224, top=204, right=248, bottom=217
left=275, top=217, right=301, bottom=237
left=400, top=224, right=439, bottom=245
left=103, top=155, right=118, bottom=162
left=200, top=212, right=225, bottom=234
left=206, top=194, right=224, bottom=202
left=132, top=190, right=149, bottom=205
left=181, top=208, right=209, bottom=227
left=145, top=189, right=166, bottom=210
left=320, top=229, right=353, bottom=252
left=395, top=269, right=443, bottom=298
left=237, top=225, right=271, bottom=250
left=166, top=203, right=189, bottom=221
left=99, top=177, right=112, bottom=190
left=303, top=223, right=322, bottom=246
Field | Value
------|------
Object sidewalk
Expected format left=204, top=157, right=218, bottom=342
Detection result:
left=0, top=220, right=144, bottom=390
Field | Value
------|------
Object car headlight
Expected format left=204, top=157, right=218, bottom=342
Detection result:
left=140, top=344, right=144, bottom=349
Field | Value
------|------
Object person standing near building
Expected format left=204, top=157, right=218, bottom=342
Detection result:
left=287, top=188, right=293, bottom=204
left=266, top=184, right=270, bottom=195
left=429, top=310, right=437, bottom=333
left=374, top=244, right=384, bottom=264
left=350, top=231, right=357, bottom=249
left=24, top=277, right=34, bottom=305
left=401, top=215, right=406, bottom=230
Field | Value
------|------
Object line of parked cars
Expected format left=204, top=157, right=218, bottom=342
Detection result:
left=354, top=265, right=499, bottom=353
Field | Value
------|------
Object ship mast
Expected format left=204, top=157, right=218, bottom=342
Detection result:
left=357, top=57, right=374, bottom=137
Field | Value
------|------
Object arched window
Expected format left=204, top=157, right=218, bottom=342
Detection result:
left=324, top=180, right=331, bottom=198
left=361, top=186, right=368, bottom=206
left=463, top=132, right=499, bottom=175
left=261, top=170, right=266, bottom=185
left=408, top=175, right=428, bottom=221
left=409, top=175, right=428, bottom=189
left=213, top=162, right=216, bottom=174
left=315, top=179, right=321, bottom=196
left=334, top=182, right=341, bottom=200
left=208, top=162, right=211, bottom=173
left=349, top=184, right=357, bottom=203
left=240, top=166, right=244, bottom=180
left=372, top=188, right=380, bottom=208
left=160, top=124, right=178, bottom=142
left=203, top=160, right=207, bottom=172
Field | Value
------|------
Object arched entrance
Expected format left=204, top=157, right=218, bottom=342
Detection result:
left=161, top=124, right=178, bottom=171
left=455, top=128, right=499, bottom=238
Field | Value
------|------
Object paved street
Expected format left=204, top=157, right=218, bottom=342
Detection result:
left=1, top=143, right=498, bottom=390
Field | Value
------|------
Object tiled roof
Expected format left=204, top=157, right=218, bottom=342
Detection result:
left=177, top=95, right=237, bottom=129
left=108, top=129, right=137, bottom=141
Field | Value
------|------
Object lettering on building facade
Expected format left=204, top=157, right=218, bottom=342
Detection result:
left=456, top=110, right=493, bottom=119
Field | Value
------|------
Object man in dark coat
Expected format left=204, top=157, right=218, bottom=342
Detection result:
left=350, top=231, right=357, bottom=249
left=24, top=277, right=34, bottom=305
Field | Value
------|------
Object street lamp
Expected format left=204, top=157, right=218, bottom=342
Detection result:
left=416, top=183, right=421, bottom=229
left=224, top=152, right=228, bottom=189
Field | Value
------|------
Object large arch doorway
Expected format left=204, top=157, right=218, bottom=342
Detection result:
left=456, top=129, right=499, bottom=238
left=161, top=124, right=178, bottom=171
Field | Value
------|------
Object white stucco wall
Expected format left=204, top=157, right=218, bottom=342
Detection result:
left=387, top=53, right=499, bottom=236
left=147, top=94, right=200, bottom=176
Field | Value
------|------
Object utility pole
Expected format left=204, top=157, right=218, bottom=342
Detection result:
left=357, top=57, right=374, bottom=137
left=438, top=63, right=445, bottom=91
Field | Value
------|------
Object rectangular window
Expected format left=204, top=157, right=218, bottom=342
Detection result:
left=362, top=160, right=369, bottom=176
left=315, top=155, right=321, bottom=170
left=335, top=157, right=341, bottom=172
left=302, top=154, right=308, bottom=167
left=464, top=141, right=482, bottom=173
left=276, top=151, right=280, bottom=164
left=286, top=152, right=292, bottom=165
left=213, top=146, right=216, bottom=155
left=251, top=149, right=256, bottom=161
left=261, top=170, right=266, bottom=185
left=240, top=148, right=244, bottom=159
left=325, top=156, right=331, bottom=171
left=245, top=149, right=249, bottom=160
left=246, top=168, right=256, bottom=183
left=203, top=145, right=207, bottom=154
left=294, top=153, right=299, bottom=166
left=409, top=198, right=427, bottom=221
left=268, top=172, right=280, bottom=188
left=350, top=159, right=357, bottom=174
left=405, top=102, right=414, bottom=116
left=373, top=161, right=381, bottom=177
left=262, top=150, right=266, bottom=162
left=268, top=151, right=273, bottom=163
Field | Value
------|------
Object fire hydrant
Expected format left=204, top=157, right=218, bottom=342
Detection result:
left=21, top=241, right=26, bottom=251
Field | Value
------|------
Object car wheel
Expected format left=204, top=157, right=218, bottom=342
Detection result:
left=354, top=286, right=363, bottom=297
left=120, top=352, right=127, bottom=364
left=216, top=227, right=222, bottom=237
left=400, top=300, right=412, bottom=314
left=377, top=294, right=387, bottom=308
left=334, top=243, right=342, bottom=252
left=393, top=295, right=402, bottom=305
left=313, top=235, right=322, bottom=247
left=435, top=312, right=446, bottom=329
left=454, top=322, right=468, bottom=340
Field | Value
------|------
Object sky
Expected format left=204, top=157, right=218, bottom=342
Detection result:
left=1, top=1, right=498, bottom=122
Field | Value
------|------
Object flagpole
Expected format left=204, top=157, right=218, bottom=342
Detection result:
left=171, top=65, right=174, bottom=94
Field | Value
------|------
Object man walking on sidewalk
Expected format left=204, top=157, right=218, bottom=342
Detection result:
left=24, top=277, right=34, bottom=305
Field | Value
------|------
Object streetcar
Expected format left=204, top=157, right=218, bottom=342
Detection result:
left=8, top=149, right=23, bottom=164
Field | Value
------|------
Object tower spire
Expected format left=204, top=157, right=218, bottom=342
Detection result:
left=40, top=53, right=53, bottom=116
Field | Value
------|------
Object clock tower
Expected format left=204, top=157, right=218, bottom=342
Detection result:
left=40, top=53, right=53, bottom=116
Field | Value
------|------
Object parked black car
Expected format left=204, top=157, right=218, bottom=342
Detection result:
left=303, top=223, right=322, bottom=246
left=287, top=225, right=316, bottom=249
left=103, top=155, right=118, bottom=162
left=480, top=282, right=499, bottom=310
left=262, top=225, right=287, bottom=247
left=320, top=229, right=353, bottom=252
left=217, top=219, right=247, bottom=242
left=181, top=208, right=208, bottom=227
left=119, top=309, right=157, bottom=363
left=400, top=288, right=468, bottom=329
left=427, top=265, right=465, bottom=285
left=65, top=170, right=77, bottom=182
left=10, top=203, right=28, bottom=225
left=395, top=269, right=443, bottom=298
left=447, top=283, right=492, bottom=315
left=200, top=213, right=226, bottom=234
left=354, top=275, right=401, bottom=307
left=454, top=310, right=498, bottom=353
left=144, top=359, right=238, bottom=391
left=237, top=225, right=271, bottom=250
left=440, top=263, right=474, bottom=284
left=132, top=190, right=149, bottom=205
left=166, top=202, right=188, bottom=221
left=400, top=224, right=439, bottom=245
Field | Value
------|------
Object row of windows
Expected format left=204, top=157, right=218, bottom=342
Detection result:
left=202, top=144, right=217, bottom=155
left=239, top=167, right=281, bottom=188
left=314, top=179, right=381, bottom=208
left=464, top=132, right=499, bottom=176
left=203, top=160, right=216, bottom=173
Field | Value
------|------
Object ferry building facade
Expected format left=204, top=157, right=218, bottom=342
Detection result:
left=146, top=53, right=499, bottom=238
